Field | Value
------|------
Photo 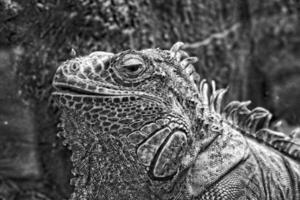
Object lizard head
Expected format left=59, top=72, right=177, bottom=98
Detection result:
left=52, top=42, right=201, bottom=199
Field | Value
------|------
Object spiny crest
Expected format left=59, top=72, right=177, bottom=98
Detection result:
left=169, top=42, right=200, bottom=85
left=169, top=42, right=300, bottom=160
left=198, top=79, right=228, bottom=113
left=198, top=78, right=300, bottom=160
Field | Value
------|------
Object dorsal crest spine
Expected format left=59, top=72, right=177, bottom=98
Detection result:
left=158, top=42, right=299, bottom=160
left=198, top=79, right=300, bottom=160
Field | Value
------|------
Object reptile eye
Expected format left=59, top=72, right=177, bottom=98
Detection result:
left=118, top=58, right=146, bottom=77
left=122, top=64, right=143, bottom=74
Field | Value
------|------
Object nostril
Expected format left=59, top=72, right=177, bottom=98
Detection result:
left=70, top=62, right=79, bottom=72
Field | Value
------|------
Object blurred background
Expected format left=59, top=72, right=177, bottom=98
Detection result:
left=0, top=0, right=299, bottom=199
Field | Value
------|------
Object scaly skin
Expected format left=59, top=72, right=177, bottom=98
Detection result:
left=52, top=44, right=300, bottom=200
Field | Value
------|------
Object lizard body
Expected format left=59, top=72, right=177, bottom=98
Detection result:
left=52, top=43, right=300, bottom=200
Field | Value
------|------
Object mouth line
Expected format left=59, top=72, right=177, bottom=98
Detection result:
left=52, top=83, right=164, bottom=104
left=53, top=84, right=126, bottom=97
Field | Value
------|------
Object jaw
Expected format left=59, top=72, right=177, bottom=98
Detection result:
left=52, top=82, right=134, bottom=97
left=58, top=109, right=155, bottom=200
left=56, top=96, right=176, bottom=200
left=59, top=108, right=190, bottom=200
left=52, top=82, right=165, bottom=106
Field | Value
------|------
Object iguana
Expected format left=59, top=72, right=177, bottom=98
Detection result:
left=52, top=42, right=300, bottom=200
